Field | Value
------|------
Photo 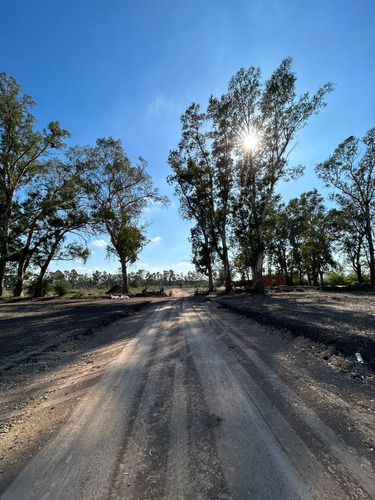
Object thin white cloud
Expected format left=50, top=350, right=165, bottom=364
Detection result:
left=91, top=239, right=107, bottom=248
left=74, top=266, right=113, bottom=274
left=146, top=93, right=183, bottom=119
left=148, top=95, right=166, bottom=115
left=150, top=236, right=162, bottom=243
left=177, top=261, right=191, bottom=267
left=147, top=267, right=162, bottom=273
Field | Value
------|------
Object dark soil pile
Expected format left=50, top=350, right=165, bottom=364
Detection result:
left=215, top=290, right=375, bottom=371
left=0, top=298, right=150, bottom=369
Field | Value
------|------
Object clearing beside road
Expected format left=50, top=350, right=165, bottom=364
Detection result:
left=217, top=288, right=375, bottom=372
left=0, top=289, right=374, bottom=498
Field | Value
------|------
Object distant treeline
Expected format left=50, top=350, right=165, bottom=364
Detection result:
left=3, top=268, right=211, bottom=292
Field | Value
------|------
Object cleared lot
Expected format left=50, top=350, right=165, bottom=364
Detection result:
left=217, top=289, right=375, bottom=372
left=0, top=290, right=374, bottom=498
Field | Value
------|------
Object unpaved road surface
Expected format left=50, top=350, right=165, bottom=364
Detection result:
left=1, top=293, right=375, bottom=498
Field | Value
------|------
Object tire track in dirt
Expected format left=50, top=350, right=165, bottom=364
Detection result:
left=1, top=299, right=229, bottom=499
left=3, top=297, right=374, bottom=499
left=184, top=299, right=375, bottom=499
left=108, top=303, right=177, bottom=498
left=164, top=336, right=189, bottom=499
left=1, top=303, right=169, bottom=500
left=0, top=317, right=146, bottom=490
left=201, top=301, right=375, bottom=498
left=109, top=299, right=229, bottom=499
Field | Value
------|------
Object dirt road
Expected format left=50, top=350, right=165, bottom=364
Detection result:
left=1, top=295, right=375, bottom=498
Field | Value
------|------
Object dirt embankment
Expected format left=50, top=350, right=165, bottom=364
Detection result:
left=216, top=289, right=375, bottom=372
left=0, top=297, right=152, bottom=369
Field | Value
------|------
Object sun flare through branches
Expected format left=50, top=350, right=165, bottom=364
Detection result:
left=242, top=133, right=258, bottom=151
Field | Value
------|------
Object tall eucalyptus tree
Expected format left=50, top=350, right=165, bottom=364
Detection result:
left=229, top=58, right=333, bottom=290
left=75, top=138, right=168, bottom=294
left=12, top=158, right=90, bottom=296
left=169, top=59, right=332, bottom=292
left=0, top=72, right=69, bottom=294
left=316, top=127, right=375, bottom=284
left=168, top=99, right=235, bottom=293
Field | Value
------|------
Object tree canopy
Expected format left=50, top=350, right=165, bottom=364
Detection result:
left=74, top=137, right=168, bottom=294
left=316, top=127, right=375, bottom=284
left=169, top=58, right=333, bottom=291
left=0, top=74, right=167, bottom=296
left=2, top=68, right=375, bottom=296
left=0, top=72, right=70, bottom=295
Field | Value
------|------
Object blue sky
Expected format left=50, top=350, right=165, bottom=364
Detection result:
left=1, top=0, right=374, bottom=276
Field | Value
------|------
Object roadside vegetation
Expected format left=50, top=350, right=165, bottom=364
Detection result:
left=1, top=62, right=374, bottom=298
left=168, top=59, right=375, bottom=293
left=0, top=72, right=168, bottom=299
left=1, top=268, right=212, bottom=299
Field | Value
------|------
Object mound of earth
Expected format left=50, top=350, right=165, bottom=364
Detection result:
left=0, top=297, right=151, bottom=369
left=215, top=289, right=375, bottom=372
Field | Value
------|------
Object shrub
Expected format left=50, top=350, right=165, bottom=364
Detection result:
left=53, top=280, right=72, bottom=297
left=26, top=278, right=53, bottom=297
left=324, top=271, right=348, bottom=286
left=346, top=272, right=371, bottom=285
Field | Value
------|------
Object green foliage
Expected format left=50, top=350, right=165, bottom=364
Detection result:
left=261, top=189, right=338, bottom=286
left=75, top=137, right=168, bottom=294
left=128, top=270, right=147, bottom=288
left=39, top=268, right=209, bottom=291
left=53, top=280, right=72, bottom=297
left=168, top=103, right=232, bottom=292
left=230, top=60, right=332, bottom=291
left=324, top=271, right=349, bottom=286
left=107, top=219, right=147, bottom=268
left=316, top=127, right=375, bottom=283
left=169, top=59, right=333, bottom=293
left=26, top=278, right=52, bottom=297
left=0, top=72, right=70, bottom=296
left=346, top=272, right=371, bottom=285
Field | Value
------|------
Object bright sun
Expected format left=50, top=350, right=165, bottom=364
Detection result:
left=243, top=133, right=258, bottom=151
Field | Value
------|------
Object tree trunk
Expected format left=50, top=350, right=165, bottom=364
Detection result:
left=366, top=229, right=375, bottom=285
left=319, top=271, right=325, bottom=288
left=307, top=270, right=312, bottom=286
left=362, top=207, right=375, bottom=284
left=0, top=234, right=9, bottom=297
left=14, top=254, right=32, bottom=297
left=13, top=221, right=38, bottom=297
left=356, top=262, right=363, bottom=283
left=34, top=264, right=50, bottom=298
left=121, top=259, right=129, bottom=294
left=252, top=223, right=265, bottom=292
left=252, top=252, right=265, bottom=292
left=203, top=240, right=214, bottom=293
left=208, top=269, right=214, bottom=293
left=33, top=239, right=62, bottom=297
left=223, top=246, right=232, bottom=293
left=205, top=250, right=214, bottom=293
left=0, top=260, right=6, bottom=297
left=286, top=269, right=293, bottom=286
left=13, top=263, right=25, bottom=297
left=0, top=195, right=14, bottom=296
